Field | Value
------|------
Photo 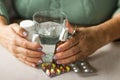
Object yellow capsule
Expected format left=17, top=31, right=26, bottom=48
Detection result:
left=51, top=68, right=55, bottom=74
left=42, top=63, right=48, bottom=67
left=66, top=66, right=71, bottom=72
left=41, top=63, right=45, bottom=67
left=52, top=63, right=56, bottom=68
left=60, top=66, right=63, bottom=69
left=56, top=68, right=61, bottom=75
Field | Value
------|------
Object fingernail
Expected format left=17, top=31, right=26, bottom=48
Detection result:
left=56, top=47, right=61, bottom=52
left=32, top=64, right=36, bottom=67
left=23, top=32, right=27, bottom=36
left=56, top=61, right=60, bottom=64
left=38, top=60, right=42, bottom=64
left=54, top=55, right=57, bottom=59
left=37, top=48, right=42, bottom=51
left=42, top=54, right=46, bottom=57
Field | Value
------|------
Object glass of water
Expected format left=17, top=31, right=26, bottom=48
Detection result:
left=33, top=10, right=66, bottom=63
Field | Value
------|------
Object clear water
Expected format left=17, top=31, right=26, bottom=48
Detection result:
left=38, top=22, right=63, bottom=63
left=40, top=36, right=59, bottom=63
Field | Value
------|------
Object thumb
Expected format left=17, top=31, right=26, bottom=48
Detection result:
left=65, top=20, right=75, bottom=34
left=10, top=23, right=28, bottom=37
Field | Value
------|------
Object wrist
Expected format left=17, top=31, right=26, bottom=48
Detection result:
left=94, top=25, right=110, bottom=44
left=94, top=16, right=120, bottom=44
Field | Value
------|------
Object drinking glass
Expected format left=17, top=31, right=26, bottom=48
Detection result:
left=33, top=10, right=66, bottom=63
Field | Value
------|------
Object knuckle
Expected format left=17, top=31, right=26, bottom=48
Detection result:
left=27, top=51, right=33, bottom=57
left=71, top=49, right=76, bottom=54
left=11, top=38, right=17, bottom=45
left=9, top=46, right=16, bottom=53
left=67, top=40, right=72, bottom=47
left=10, top=23, right=18, bottom=29
left=18, top=27, right=23, bottom=33
left=69, top=41, right=73, bottom=46
left=22, top=41, right=27, bottom=48
left=10, top=23, right=23, bottom=33
left=25, top=56, right=28, bottom=61
left=22, top=55, right=26, bottom=60
left=72, top=37, right=76, bottom=42
left=58, top=53, right=62, bottom=58
left=70, top=36, right=76, bottom=42
left=11, top=23, right=18, bottom=27
left=24, top=50, right=29, bottom=56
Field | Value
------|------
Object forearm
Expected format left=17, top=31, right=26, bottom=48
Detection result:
left=95, top=13, right=120, bottom=44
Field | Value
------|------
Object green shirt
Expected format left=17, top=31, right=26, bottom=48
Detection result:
left=0, top=0, right=120, bottom=25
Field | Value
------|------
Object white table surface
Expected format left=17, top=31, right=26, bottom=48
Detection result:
left=0, top=42, right=120, bottom=80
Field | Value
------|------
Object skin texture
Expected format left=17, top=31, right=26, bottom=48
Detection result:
left=0, top=16, right=45, bottom=67
left=54, top=14, right=120, bottom=64
left=0, top=13, right=120, bottom=67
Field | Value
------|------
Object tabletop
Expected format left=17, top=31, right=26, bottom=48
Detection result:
left=0, top=42, right=120, bottom=80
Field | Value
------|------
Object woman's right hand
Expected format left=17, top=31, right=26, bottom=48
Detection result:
left=0, top=17, right=44, bottom=67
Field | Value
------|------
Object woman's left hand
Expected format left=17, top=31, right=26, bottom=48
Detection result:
left=54, top=21, right=107, bottom=64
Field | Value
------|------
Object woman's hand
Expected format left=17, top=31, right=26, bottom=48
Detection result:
left=54, top=21, right=107, bottom=64
left=0, top=22, right=44, bottom=67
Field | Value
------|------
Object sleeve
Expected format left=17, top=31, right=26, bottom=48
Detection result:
left=113, top=0, right=120, bottom=16
left=0, top=0, right=9, bottom=21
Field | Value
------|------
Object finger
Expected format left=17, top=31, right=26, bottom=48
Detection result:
left=54, top=43, right=81, bottom=60
left=56, top=36, right=79, bottom=52
left=17, top=54, right=42, bottom=65
left=10, top=23, right=28, bottom=37
left=14, top=36, right=42, bottom=50
left=56, top=52, right=85, bottom=64
left=18, top=57, right=37, bottom=67
left=66, top=20, right=75, bottom=34
left=15, top=46, right=44, bottom=58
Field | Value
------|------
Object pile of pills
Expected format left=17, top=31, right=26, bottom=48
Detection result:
left=41, top=63, right=71, bottom=77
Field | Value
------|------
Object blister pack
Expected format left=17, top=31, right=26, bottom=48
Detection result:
left=40, top=62, right=71, bottom=77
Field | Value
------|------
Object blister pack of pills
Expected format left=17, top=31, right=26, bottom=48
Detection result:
left=40, top=62, right=71, bottom=77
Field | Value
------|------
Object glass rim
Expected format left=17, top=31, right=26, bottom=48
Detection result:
left=33, top=10, right=67, bottom=24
